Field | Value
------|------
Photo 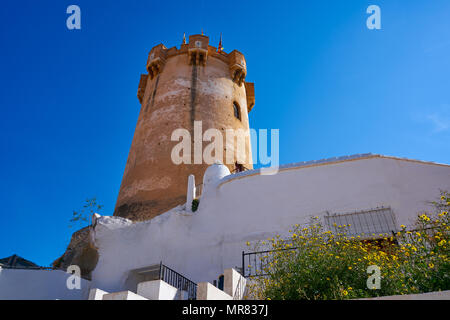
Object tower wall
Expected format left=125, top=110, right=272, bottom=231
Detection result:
left=114, top=35, right=255, bottom=221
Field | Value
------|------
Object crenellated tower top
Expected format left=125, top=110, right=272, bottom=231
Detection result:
left=144, top=34, right=247, bottom=85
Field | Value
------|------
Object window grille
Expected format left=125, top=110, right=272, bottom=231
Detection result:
left=324, top=207, right=397, bottom=238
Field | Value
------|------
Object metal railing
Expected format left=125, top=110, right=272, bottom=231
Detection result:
left=242, top=247, right=297, bottom=278
left=158, top=262, right=197, bottom=300
left=241, top=225, right=443, bottom=278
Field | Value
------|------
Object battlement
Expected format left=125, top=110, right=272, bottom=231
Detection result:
left=188, top=34, right=209, bottom=66
left=146, top=44, right=167, bottom=79
left=144, top=34, right=248, bottom=85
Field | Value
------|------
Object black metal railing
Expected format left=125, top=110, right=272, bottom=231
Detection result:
left=242, top=247, right=297, bottom=278
left=241, top=225, right=444, bottom=278
left=158, top=262, right=197, bottom=300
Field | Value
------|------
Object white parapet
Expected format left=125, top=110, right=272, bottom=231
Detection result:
left=137, top=279, right=178, bottom=300
left=359, top=290, right=450, bottom=300
left=197, top=282, right=232, bottom=300
left=224, top=268, right=246, bottom=300
left=0, top=268, right=91, bottom=300
left=102, top=290, right=148, bottom=300
left=88, top=288, right=109, bottom=300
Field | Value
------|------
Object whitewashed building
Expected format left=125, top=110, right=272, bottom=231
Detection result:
left=89, top=154, right=450, bottom=292
left=1, top=153, right=449, bottom=300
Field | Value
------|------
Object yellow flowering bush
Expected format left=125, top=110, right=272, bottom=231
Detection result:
left=247, top=191, right=449, bottom=300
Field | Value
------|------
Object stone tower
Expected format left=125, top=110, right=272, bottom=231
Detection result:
left=114, top=34, right=255, bottom=221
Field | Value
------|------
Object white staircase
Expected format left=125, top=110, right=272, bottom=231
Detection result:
left=88, top=268, right=247, bottom=300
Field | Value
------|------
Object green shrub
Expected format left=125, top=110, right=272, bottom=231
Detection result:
left=247, top=191, right=449, bottom=300
left=192, top=199, right=199, bottom=212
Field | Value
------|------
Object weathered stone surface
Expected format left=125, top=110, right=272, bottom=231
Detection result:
left=114, top=195, right=186, bottom=221
left=53, top=227, right=98, bottom=280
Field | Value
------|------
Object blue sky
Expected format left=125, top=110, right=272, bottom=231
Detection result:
left=0, top=0, right=449, bottom=266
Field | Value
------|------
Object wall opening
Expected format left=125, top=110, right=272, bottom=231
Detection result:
left=218, top=274, right=224, bottom=291
left=233, top=102, right=241, bottom=120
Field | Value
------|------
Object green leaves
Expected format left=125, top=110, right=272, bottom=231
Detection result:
left=68, top=197, right=103, bottom=229
left=249, top=191, right=449, bottom=300
left=192, top=199, right=199, bottom=212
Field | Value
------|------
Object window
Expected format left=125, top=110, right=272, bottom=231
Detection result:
left=233, top=102, right=241, bottom=120
left=218, top=274, right=224, bottom=291
left=324, top=207, right=397, bottom=238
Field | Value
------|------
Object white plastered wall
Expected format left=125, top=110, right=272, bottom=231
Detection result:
left=90, top=156, right=450, bottom=293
